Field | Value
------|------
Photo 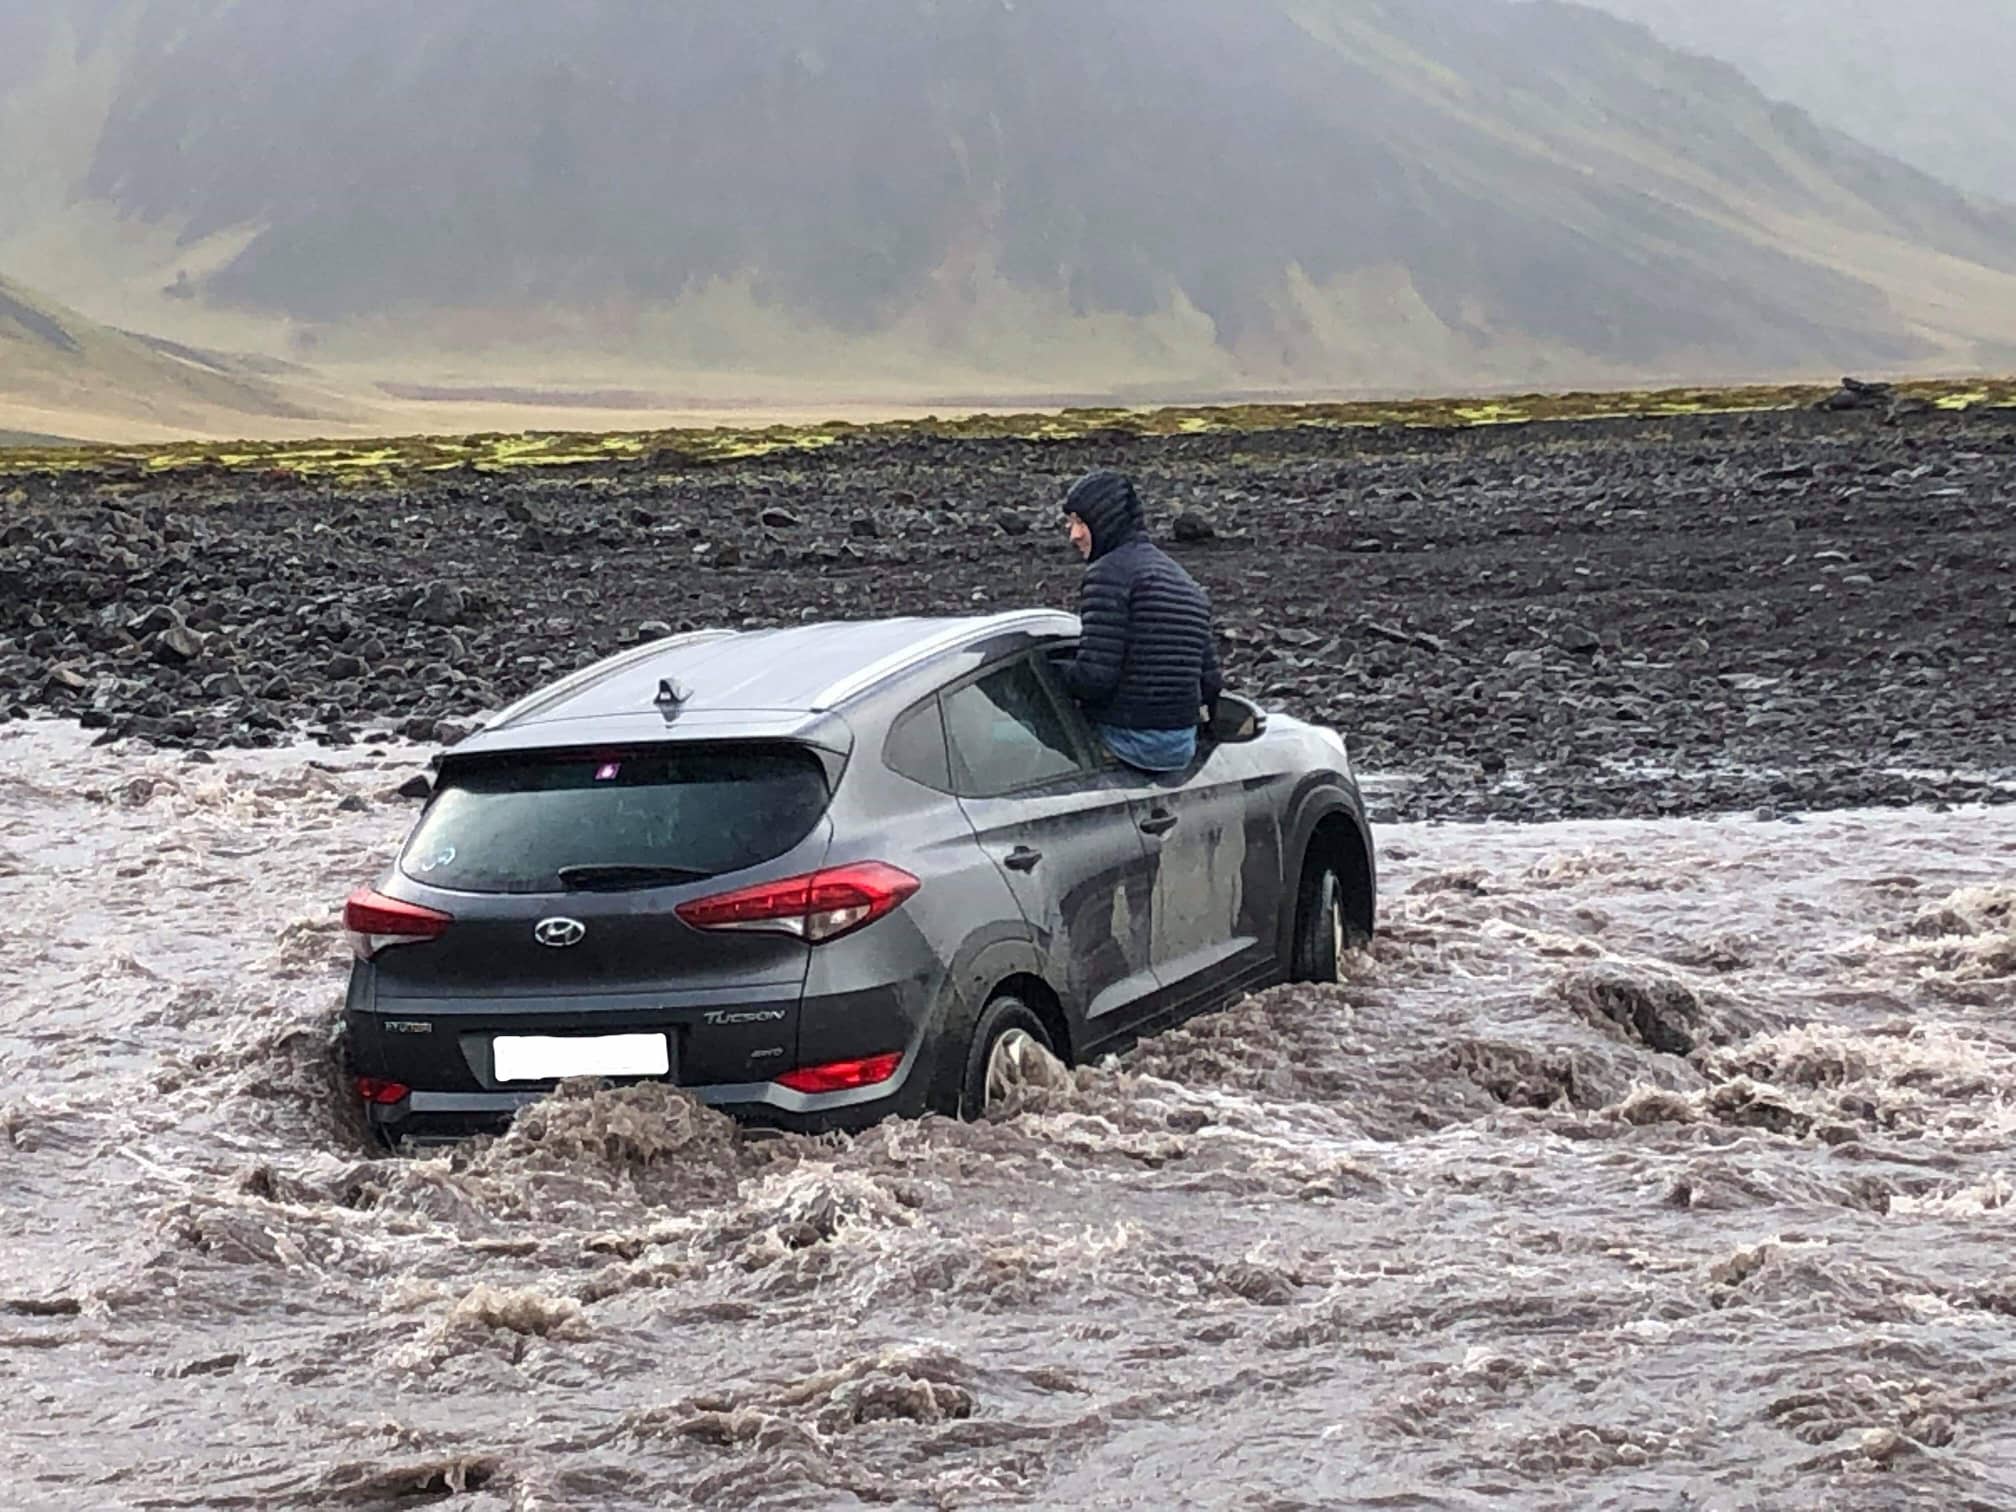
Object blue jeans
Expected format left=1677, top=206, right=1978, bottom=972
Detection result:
left=1095, top=723, right=1196, bottom=773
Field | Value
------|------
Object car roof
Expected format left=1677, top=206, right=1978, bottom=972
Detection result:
left=446, top=608, right=1079, bottom=758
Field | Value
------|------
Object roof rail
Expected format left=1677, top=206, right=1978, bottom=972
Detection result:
left=807, top=609, right=1078, bottom=711
left=480, top=628, right=738, bottom=732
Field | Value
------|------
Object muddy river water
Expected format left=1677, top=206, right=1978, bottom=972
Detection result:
left=3, top=721, right=2014, bottom=1509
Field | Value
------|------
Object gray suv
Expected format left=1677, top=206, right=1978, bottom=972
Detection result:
left=342, top=610, right=1375, bottom=1144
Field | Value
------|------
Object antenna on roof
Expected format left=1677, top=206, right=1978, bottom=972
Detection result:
left=654, top=677, right=691, bottom=719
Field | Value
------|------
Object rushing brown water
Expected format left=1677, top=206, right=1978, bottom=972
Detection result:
left=4, top=721, right=2014, bottom=1510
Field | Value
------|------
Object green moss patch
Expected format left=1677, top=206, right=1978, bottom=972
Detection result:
left=4, top=376, right=2011, bottom=484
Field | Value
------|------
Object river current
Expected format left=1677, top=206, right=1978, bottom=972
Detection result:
left=3, top=722, right=2013, bottom=1509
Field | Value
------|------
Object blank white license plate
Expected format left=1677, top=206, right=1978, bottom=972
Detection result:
left=493, top=1033, right=670, bottom=1083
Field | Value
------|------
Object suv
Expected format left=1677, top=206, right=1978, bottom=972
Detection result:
left=342, top=610, right=1375, bottom=1144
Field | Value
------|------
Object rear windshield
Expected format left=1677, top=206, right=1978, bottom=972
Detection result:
left=400, top=745, right=830, bottom=894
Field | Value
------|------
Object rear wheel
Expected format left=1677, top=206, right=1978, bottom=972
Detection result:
left=1290, top=861, right=1345, bottom=984
left=952, top=994, right=1058, bottom=1118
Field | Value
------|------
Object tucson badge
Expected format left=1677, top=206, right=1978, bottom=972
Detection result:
left=534, top=917, right=587, bottom=949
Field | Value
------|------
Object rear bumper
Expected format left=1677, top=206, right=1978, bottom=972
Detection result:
left=359, top=1056, right=932, bottom=1143
left=343, top=916, right=961, bottom=1144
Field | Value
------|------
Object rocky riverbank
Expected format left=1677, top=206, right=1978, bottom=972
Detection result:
left=3, top=403, right=2012, bottom=821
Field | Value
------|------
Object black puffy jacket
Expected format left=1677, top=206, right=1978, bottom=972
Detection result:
left=1059, top=472, right=1222, bottom=731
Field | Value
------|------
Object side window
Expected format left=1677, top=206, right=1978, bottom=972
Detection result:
left=884, top=697, right=951, bottom=791
left=1031, top=642, right=1091, bottom=735
left=942, top=659, right=1089, bottom=798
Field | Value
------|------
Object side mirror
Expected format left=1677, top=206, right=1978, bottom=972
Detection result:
left=1208, top=693, right=1266, bottom=743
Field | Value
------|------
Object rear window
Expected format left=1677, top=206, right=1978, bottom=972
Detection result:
left=884, top=698, right=951, bottom=791
left=400, top=745, right=830, bottom=894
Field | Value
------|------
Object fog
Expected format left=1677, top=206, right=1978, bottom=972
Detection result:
left=1562, top=0, right=2013, bottom=203
left=3, top=0, right=2015, bottom=419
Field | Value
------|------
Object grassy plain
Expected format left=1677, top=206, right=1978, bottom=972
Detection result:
left=2, top=376, right=2010, bottom=485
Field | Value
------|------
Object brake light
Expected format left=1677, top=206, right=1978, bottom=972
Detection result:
left=354, top=1076, right=410, bottom=1105
left=345, top=888, right=453, bottom=959
left=675, top=863, right=919, bottom=944
left=776, top=1053, right=904, bottom=1094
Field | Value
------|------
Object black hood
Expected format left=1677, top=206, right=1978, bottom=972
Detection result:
left=1062, top=470, right=1144, bottom=561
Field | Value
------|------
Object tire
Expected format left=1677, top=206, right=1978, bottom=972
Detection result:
left=1290, top=861, right=1345, bottom=984
left=939, top=994, right=1057, bottom=1119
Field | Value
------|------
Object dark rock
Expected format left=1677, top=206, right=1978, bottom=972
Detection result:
left=1558, top=624, right=1602, bottom=655
left=760, top=507, right=802, bottom=530
left=396, top=772, right=434, bottom=799
left=849, top=515, right=881, bottom=539
left=995, top=510, right=1031, bottom=537
left=1363, top=622, right=1445, bottom=655
left=434, top=720, right=473, bottom=746
left=415, top=584, right=466, bottom=626
left=1172, top=512, right=1217, bottom=543
left=326, top=653, right=366, bottom=680
left=1817, top=376, right=1892, bottom=413
left=701, top=541, right=744, bottom=568
left=151, top=626, right=205, bottom=664
left=126, top=605, right=181, bottom=638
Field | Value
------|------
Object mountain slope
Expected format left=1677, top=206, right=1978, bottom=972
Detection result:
left=5, top=0, right=2016, bottom=394
left=1562, top=0, right=2016, bottom=207
left=0, top=272, right=336, bottom=440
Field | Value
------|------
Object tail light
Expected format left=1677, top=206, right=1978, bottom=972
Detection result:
left=345, top=888, right=452, bottom=959
left=776, top=1053, right=904, bottom=1095
left=354, top=1076, right=410, bottom=1105
left=675, top=863, right=919, bottom=944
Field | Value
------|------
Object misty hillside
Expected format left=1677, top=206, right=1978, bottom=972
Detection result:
left=1566, top=0, right=2016, bottom=207
left=5, top=0, right=2016, bottom=395
left=0, top=271, right=332, bottom=439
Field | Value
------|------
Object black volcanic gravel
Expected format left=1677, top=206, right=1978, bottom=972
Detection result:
left=2, top=405, right=2013, bottom=822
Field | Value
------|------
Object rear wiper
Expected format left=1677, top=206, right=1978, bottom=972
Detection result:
left=556, top=864, right=714, bottom=892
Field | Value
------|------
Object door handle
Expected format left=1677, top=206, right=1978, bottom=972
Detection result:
left=1139, top=811, right=1178, bottom=837
left=1004, top=846, right=1042, bottom=872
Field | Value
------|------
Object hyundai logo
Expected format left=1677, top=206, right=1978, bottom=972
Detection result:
left=534, top=917, right=587, bottom=949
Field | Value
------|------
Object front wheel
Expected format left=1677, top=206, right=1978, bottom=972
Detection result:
left=954, top=995, right=1058, bottom=1118
left=1290, top=863, right=1345, bottom=984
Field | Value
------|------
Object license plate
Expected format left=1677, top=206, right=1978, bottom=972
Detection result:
left=492, top=1033, right=670, bottom=1083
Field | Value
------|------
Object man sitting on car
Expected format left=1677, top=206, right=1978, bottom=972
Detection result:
left=1058, top=469, right=1222, bottom=773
